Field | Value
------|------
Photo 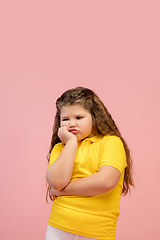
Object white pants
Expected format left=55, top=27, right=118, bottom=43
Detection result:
left=45, top=225, right=113, bottom=240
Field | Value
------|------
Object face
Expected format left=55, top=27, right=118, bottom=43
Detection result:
left=60, top=105, right=95, bottom=141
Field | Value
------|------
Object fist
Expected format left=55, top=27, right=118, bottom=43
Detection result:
left=49, top=187, right=61, bottom=201
left=58, top=126, right=77, bottom=144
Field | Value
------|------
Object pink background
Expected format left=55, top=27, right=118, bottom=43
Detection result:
left=0, top=1, right=160, bottom=239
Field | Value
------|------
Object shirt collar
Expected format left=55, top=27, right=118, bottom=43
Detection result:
left=87, top=135, right=103, bottom=143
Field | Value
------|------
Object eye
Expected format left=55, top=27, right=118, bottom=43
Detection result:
left=76, top=116, right=83, bottom=120
left=62, top=118, right=69, bottom=121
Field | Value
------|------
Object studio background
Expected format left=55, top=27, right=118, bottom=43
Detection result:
left=0, top=1, right=160, bottom=239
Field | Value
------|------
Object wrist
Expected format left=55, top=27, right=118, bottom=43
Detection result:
left=66, top=139, right=78, bottom=146
left=61, top=185, right=70, bottom=196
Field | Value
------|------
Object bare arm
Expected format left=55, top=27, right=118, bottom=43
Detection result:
left=49, top=165, right=121, bottom=197
left=46, top=126, right=78, bottom=190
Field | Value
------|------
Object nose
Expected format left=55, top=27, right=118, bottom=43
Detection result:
left=69, top=119, right=76, bottom=128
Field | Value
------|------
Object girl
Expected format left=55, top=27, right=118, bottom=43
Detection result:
left=45, top=87, right=134, bottom=240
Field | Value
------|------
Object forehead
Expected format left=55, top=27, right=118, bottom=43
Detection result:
left=60, top=105, right=89, bottom=116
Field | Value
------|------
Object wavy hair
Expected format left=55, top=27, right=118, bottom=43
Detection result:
left=46, top=87, right=134, bottom=201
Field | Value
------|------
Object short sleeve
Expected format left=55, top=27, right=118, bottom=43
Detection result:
left=99, top=136, right=127, bottom=173
left=47, top=142, right=64, bottom=170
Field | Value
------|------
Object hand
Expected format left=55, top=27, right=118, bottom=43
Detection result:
left=58, top=126, right=77, bottom=144
left=49, top=187, right=64, bottom=201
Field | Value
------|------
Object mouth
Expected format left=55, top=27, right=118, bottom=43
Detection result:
left=69, top=129, right=79, bottom=134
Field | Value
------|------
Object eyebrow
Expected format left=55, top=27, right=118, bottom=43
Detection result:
left=61, top=116, right=69, bottom=119
left=61, top=113, right=84, bottom=118
left=60, top=115, right=68, bottom=118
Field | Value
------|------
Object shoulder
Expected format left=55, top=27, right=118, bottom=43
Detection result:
left=102, top=135, right=121, bottom=141
left=50, top=142, right=65, bottom=155
left=89, top=135, right=123, bottom=146
left=54, top=141, right=65, bottom=148
left=90, top=135, right=124, bottom=152
left=100, top=135, right=126, bottom=159
left=99, top=135, right=124, bottom=147
left=99, top=135, right=127, bottom=172
left=48, top=142, right=65, bottom=169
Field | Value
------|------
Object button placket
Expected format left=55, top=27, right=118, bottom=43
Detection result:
left=79, top=139, right=92, bottom=158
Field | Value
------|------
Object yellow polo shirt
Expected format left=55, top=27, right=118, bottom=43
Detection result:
left=47, top=135, right=127, bottom=239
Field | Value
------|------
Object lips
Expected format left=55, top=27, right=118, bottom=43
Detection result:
left=69, top=129, right=79, bottom=134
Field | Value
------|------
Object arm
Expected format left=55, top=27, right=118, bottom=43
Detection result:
left=46, top=126, right=78, bottom=191
left=50, top=165, right=121, bottom=197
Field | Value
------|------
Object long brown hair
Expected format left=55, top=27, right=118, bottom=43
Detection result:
left=46, top=87, right=134, bottom=201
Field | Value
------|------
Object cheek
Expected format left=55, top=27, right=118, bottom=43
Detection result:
left=60, top=121, right=69, bottom=127
left=84, top=119, right=93, bottom=130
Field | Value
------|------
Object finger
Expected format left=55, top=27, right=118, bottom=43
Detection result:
left=61, top=125, right=68, bottom=130
left=49, top=195, right=55, bottom=201
left=49, top=190, right=53, bottom=195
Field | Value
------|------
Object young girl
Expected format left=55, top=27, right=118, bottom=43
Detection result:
left=45, top=87, right=134, bottom=240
